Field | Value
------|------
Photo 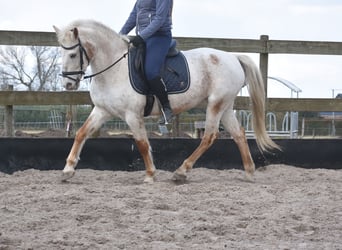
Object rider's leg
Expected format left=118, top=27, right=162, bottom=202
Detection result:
left=144, top=33, right=174, bottom=124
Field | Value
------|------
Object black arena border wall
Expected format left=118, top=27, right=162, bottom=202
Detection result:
left=0, top=138, right=341, bottom=174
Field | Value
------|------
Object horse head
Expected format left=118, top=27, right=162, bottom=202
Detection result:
left=53, top=26, right=93, bottom=90
left=54, top=20, right=129, bottom=91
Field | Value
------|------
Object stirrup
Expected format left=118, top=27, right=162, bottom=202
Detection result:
left=158, top=108, right=174, bottom=125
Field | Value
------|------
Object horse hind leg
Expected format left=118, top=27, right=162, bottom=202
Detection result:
left=173, top=132, right=218, bottom=182
left=221, top=109, right=255, bottom=180
left=173, top=102, right=223, bottom=182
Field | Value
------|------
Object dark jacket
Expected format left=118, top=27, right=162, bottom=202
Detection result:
left=120, top=0, right=173, bottom=40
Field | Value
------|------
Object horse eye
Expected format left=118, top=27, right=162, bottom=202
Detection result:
left=70, top=53, right=77, bottom=59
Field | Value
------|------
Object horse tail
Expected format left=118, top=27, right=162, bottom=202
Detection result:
left=237, top=55, right=280, bottom=152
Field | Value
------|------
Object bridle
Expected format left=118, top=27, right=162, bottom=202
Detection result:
left=60, top=38, right=90, bottom=82
left=60, top=38, right=128, bottom=82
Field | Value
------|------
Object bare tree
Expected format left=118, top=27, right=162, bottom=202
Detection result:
left=0, top=46, right=61, bottom=91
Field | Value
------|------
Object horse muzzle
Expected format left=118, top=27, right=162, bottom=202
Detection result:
left=64, top=79, right=80, bottom=90
left=60, top=71, right=84, bottom=90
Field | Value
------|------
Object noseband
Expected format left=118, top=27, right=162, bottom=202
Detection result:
left=60, top=38, right=128, bottom=83
left=61, top=38, right=90, bottom=82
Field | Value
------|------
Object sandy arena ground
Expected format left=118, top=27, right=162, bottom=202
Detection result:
left=0, top=164, right=341, bottom=250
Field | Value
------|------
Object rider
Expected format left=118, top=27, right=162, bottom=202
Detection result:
left=120, top=0, right=174, bottom=124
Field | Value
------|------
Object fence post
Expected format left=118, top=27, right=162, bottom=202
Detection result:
left=4, top=85, right=14, bottom=137
left=173, top=114, right=180, bottom=137
left=65, top=105, right=73, bottom=138
left=259, top=35, right=269, bottom=100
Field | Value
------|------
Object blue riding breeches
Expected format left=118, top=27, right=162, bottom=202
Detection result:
left=144, top=32, right=172, bottom=81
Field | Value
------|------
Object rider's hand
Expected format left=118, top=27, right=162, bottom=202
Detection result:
left=130, top=35, right=144, bottom=47
left=119, top=34, right=130, bottom=43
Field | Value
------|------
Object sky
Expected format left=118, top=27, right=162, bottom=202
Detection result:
left=1, top=0, right=342, bottom=98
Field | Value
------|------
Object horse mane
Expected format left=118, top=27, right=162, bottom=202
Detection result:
left=58, top=19, right=119, bottom=42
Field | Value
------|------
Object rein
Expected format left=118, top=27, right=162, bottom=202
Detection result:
left=60, top=38, right=128, bottom=82
left=84, top=52, right=128, bottom=80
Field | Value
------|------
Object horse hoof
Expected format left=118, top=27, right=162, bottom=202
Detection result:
left=172, top=171, right=187, bottom=182
left=61, top=167, right=75, bottom=182
left=245, top=172, right=255, bottom=183
left=143, top=175, right=154, bottom=184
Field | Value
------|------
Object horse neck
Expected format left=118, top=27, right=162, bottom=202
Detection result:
left=90, top=35, right=128, bottom=73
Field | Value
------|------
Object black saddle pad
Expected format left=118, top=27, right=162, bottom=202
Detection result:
left=128, top=46, right=190, bottom=95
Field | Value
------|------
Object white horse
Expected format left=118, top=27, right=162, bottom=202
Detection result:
left=53, top=19, right=279, bottom=183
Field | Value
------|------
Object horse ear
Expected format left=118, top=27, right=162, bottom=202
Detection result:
left=53, top=25, right=60, bottom=35
left=72, top=28, right=79, bottom=39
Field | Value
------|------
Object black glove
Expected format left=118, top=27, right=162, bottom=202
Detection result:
left=130, top=35, right=144, bottom=47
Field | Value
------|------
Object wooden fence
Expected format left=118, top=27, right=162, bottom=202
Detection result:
left=1, top=31, right=342, bottom=136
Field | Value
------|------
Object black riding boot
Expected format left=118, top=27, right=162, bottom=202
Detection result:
left=148, top=77, right=174, bottom=124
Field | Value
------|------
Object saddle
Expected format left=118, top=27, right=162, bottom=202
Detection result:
left=128, top=39, right=190, bottom=116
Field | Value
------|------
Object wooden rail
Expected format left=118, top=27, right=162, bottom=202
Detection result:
left=1, top=91, right=341, bottom=112
left=1, top=31, right=342, bottom=55
left=1, top=30, right=342, bottom=136
left=0, top=91, right=92, bottom=105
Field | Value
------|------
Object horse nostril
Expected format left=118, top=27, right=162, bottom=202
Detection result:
left=66, top=82, right=73, bottom=90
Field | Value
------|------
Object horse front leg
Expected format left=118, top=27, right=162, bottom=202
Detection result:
left=125, top=114, right=156, bottom=184
left=62, top=107, right=110, bottom=181
left=135, top=139, right=156, bottom=184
